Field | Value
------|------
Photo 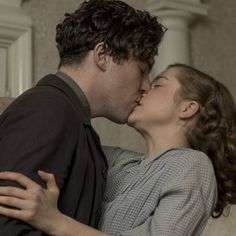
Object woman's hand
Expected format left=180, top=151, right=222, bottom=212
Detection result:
left=0, top=170, right=61, bottom=234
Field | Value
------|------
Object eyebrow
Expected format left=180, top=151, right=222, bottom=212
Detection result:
left=153, top=75, right=169, bottom=82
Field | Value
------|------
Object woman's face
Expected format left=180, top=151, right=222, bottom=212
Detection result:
left=128, top=67, right=182, bottom=130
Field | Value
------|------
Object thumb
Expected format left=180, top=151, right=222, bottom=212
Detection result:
left=37, top=170, right=59, bottom=191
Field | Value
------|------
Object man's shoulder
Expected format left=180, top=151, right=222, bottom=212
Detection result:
left=15, top=74, right=77, bottom=106
left=5, top=86, right=78, bottom=123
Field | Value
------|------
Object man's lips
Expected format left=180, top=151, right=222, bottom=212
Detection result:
left=132, top=100, right=142, bottom=110
left=136, top=97, right=142, bottom=105
left=136, top=96, right=144, bottom=106
left=130, top=100, right=140, bottom=112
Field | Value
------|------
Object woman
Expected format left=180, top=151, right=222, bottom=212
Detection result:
left=0, top=63, right=235, bottom=236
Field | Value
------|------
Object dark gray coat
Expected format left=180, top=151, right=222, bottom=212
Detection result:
left=0, top=74, right=107, bottom=235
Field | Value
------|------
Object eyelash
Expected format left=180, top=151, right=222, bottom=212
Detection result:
left=152, top=84, right=162, bottom=88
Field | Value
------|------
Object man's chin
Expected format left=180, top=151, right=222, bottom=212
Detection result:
left=107, top=114, right=128, bottom=124
left=110, top=109, right=137, bottom=125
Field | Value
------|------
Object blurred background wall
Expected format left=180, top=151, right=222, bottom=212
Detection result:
left=6, top=0, right=236, bottom=234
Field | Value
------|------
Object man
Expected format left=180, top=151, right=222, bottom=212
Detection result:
left=0, top=0, right=165, bottom=234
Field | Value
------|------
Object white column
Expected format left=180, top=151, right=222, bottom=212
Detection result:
left=0, top=0, right=32, bottom=96
left=147, top=0, right=208, bottom=78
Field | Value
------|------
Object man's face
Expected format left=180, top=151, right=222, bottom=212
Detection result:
left=104, top=57, right=150, bottom=124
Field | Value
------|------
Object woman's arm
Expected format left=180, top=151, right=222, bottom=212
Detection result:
left=0, top=171, right=110, bottom=236
left=102, top=145, right=144, bottom=167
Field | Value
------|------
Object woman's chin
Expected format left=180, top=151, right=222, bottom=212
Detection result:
left=127, top=114, right=139, bottom=127
left=127, top=119, right=134, bottom=127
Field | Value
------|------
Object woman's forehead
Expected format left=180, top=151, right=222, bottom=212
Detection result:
left=154, top=67, right=179, bottom=81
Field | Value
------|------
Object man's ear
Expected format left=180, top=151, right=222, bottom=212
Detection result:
left=179, top=100, right=199, bottom=119
left=93, top=42, right=109, bottom=71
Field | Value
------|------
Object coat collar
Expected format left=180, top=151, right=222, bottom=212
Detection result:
left=36, top=74, right=91, bottom=126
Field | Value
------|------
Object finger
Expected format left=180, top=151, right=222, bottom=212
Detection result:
left=0, top=186, right=27, bottom=199
left=0, top=205, right=28, bottom=221
left=0, top=172, right=41, bottom=190
left=37, top=171, right=59, bottom=192
left=0, top=196, right=26, bottom=209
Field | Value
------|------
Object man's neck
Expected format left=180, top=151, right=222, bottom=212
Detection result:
left=58, top=66, right=106, bottom=119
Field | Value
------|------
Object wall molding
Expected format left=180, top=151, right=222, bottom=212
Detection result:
left=148, top=0, right=208, bottom=16
left=0, top=0, right=32, bottom=96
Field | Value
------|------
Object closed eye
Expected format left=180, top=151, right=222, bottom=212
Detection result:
left=151, top=84, right=162, bottom=89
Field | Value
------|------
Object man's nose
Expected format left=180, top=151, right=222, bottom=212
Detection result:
left=140, top=76, right=150, bottom=94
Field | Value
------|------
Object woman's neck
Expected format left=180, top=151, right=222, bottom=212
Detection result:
left=142, top=125, right=189, bottom=158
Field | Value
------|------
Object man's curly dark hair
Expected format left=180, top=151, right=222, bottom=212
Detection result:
left=56, top=0, right=166, bottom=69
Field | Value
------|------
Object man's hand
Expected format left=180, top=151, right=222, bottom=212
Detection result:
left=0, top=171, right=61, bottom=234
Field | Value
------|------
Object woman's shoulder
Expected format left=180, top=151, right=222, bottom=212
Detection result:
left=159, top=148, right=216, bottom=184
left=165, top=148, right=212, bottom=168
